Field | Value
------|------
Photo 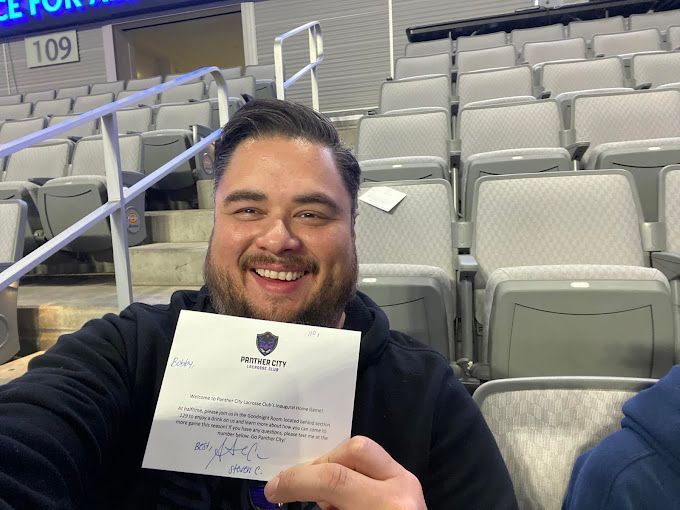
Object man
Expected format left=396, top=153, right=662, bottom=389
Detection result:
left=563, top=365, right=680, bottom=510
left=0, top=99, right=516, bottom=509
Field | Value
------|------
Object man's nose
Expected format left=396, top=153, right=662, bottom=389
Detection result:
left=255, top=218, right=302, bottom=254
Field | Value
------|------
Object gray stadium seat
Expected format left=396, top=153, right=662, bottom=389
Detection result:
left=461, top=170, right=674, bottom=379
left=356, top=110, right=450, bottom=182
left=164, top=72, right=202, bottom=84
left=378, top=74, right=451, bottom=115
left=630, top=9, right=680, bottom=35
left=116, top=107, right=153, bottom=133
left=36, top=134, right=146, bottom=252
left=631, top=50, right=680, bottom=88
left=0, top=199, right=27, bottom=364
left=159, top=81, right=206, bottom=103
left=592, top=28, right=663, bottom=58
left=455, top=100, right=574, bottom=217
left=0, top=139, right=74, bottom=253
left=141, top=101, right=212, bottom=190
left=455, top=65, right=534, bottom=111
left=456, top=44, right=516, bottom=75
left=654, top=164, right=680, bottom=363
left=570, top=88, right=680, bottom=221
left=567, top=16, right=626, bottom=44
left=244, top=63, right=274, bottom=80
left=473, top=377, right=657, bottom=510
left=456, top=31, right=507, bottom=52
left=125, top=76, right=163, bottom=91
left=216, top=66, right=243, bottom=80
left=404, top=38, right=452, bottom=58
left=356, top=179, right=457, bottom=359
left=90, top=81, right=125, bottom=95
left=32, top=98, right=72, bottom=117
left=55, top=85, right=90, bottom=99
left=0, top=94, right=22, bottom=106
left=511, top=24, right=565, bottom=57
left=208, top=76, right=255, bottom=99
left=23, top=90, right=55, bottom=103
left=0, top=117, right=46, bottom=172
left=523, top=37, right=587, bottom=67
left=669, top=25, right=680, bottom=50
left=0, top=103, right=31, bottom=122
left=394, top=53, right=451, bottom=80
left=48, top=114, right=97, bottom=138
left=72, top=93, right=114, bottom=114
left=116, top=89, right=157, bottom=107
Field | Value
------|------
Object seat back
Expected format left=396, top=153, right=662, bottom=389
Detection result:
left=631, top=51, right=680, bottom=87
left=630, top=9, right=680, bottom=33
left=457, top=65, right=533, bottom=109
left=4, top=139, right=73, bottom=181
left=208, top=76, right=255, bottom=99
left=394, top=53, right=450, bottom=80
left=405, top=38, right=451, bottom=57
left=567, top=16, right=625, bottom=42
left=356, top=110, right=449, bottom=164
left=33, top=98, right=72, bottom=117
left=125, top=76, right=163, bottom=91
left=47, top=114, right=97, bottom=138
left=0, top=117, right=46, bottom=144
left=117, top=107, right=153, bottom=133
left=456, top=44, right=516, bottom=74
left=164, top=72, right=202, bottom=84
left=154, top=101, right=212, bottom=130
left=473, top=377, right=656, bottom=510
left=511, top=24, right=565, bottom=56
left=459, top=100, right=563, bottom=162
left=159, top=82, right=206, bottom=103
left=0, top=94, right=22, bottom=106
left=456, top=31, right=507, bottom=52
left=379, top=74, right=450, bottom=114
left=471, top=171, right=647, bottom=281
left=244, top=64, right=275, bottom=80
left=0, top=199, right=27, bottom=363
left=218, top=66, right=243, bottom=80
left=540, top=56, right=625, bottom=97
left=572, top=88, right=680, bottom=164
left=0, top=103, right=32, bottom=121
left=523, top=37, right=586, bottom=66
left=660, top=166, right=680, bottom=254
left=592, top=28, right=662, bottom=57
left=23, top=90, right=55, bottom=103
left=116, top=89, right=157, bottom=107
left=55, top=85, right=89, bottom=99
left=90, top=81, right=125, bottom=95
left=669, top=26, right=680, bottom=50
left=72, top=93, right=114, bottom=114
left=71, top=134, right=143, bottom=176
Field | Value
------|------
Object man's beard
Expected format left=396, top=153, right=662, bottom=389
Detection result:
left=203, top=248, right=357, bottom=328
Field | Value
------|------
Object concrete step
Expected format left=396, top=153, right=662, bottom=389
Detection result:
left=145, top=209, right=213, bottom=243
left=130, top=242, right=207, bottom=286
left=17, top=275, right=199, bottom=352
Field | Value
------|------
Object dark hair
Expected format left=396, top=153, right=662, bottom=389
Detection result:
left=213, top=98, right=361, bottom=214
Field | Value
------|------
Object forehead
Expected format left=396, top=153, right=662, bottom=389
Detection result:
left=217, top=136, right=350, bottom=205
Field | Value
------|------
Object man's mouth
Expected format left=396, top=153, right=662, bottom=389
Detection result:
left=253, top=268, right=307, bottom=281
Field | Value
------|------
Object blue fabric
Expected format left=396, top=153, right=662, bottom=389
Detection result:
left=563, top=366, right=680, bottom=510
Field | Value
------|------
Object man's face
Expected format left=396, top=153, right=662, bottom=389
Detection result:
left=204, top=136, right=357, bottom=328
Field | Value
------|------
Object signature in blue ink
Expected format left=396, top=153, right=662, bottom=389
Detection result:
left=205, top=436, right=269, bottom=469
left=228, top=463, right=263, bottom=476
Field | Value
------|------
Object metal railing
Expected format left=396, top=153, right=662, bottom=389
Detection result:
left=0, top=66, right=230, bottom=310
left=274, top=20, right=324, bottom=111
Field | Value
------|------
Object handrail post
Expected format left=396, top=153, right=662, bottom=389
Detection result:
left=308, top=24, right=320, bottom=112
left=100, top=112, right=133, bottom=310
left=274, top=40, right=286, bottom=100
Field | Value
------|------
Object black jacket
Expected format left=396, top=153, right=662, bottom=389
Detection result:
left=0, top=289, right=516, bottom=509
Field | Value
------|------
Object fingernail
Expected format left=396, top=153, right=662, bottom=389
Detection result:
left=264, top=475, right=279, bottom=500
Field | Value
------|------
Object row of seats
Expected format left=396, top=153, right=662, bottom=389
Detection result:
left=356, top=168, right=680, bottom=382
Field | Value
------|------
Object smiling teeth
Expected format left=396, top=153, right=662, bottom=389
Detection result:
left=255, top=269, right=305, bottom=281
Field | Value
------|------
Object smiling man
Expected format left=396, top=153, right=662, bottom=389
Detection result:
left=0, top=99, right=516, bottom=509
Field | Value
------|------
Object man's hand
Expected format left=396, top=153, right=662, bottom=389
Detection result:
left=264, top=435, right=427, bottom=510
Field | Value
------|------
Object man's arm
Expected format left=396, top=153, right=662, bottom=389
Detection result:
left=0, top=311, right=141, bottom=509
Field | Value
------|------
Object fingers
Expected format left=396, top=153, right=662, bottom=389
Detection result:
left=311, top=436, right=400, bottom=481
left=264, top=461, right=371, bottom=508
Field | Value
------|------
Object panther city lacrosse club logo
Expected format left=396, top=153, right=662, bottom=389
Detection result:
left=256, top=331, right=278, bottom=356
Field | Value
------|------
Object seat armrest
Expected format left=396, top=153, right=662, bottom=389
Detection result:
left=27, top=177, right=51, bottom=186
left=539, top=90, right=551, bottom=99
left=652, top=251, right=680, bottom=280
left=451, top=98, right=459, bottom=116
left=458, top=254, right=479, bottom=277
left=565, top=141, right=590, bottom=161
left=450, top=147, right=461, bottom=169
left=635, top=82, right=652, bottom=90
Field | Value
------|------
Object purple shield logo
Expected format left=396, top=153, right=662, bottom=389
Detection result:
left=256, top=331, right=278, bottom=356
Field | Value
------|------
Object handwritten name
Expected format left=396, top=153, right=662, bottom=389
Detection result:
left=204, top=436, right=269, bottom=470
left=170, top=357, right=193, bottom=368
left=228, top=463, right=263, bottom=476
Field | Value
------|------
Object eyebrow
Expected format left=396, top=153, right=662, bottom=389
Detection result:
left=293, top=192, right=342, bottom=215
left=222, top=190, right=267, bottom=206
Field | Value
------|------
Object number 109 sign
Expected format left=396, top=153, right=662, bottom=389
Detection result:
left=25, top=30, right=79, bottom=68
